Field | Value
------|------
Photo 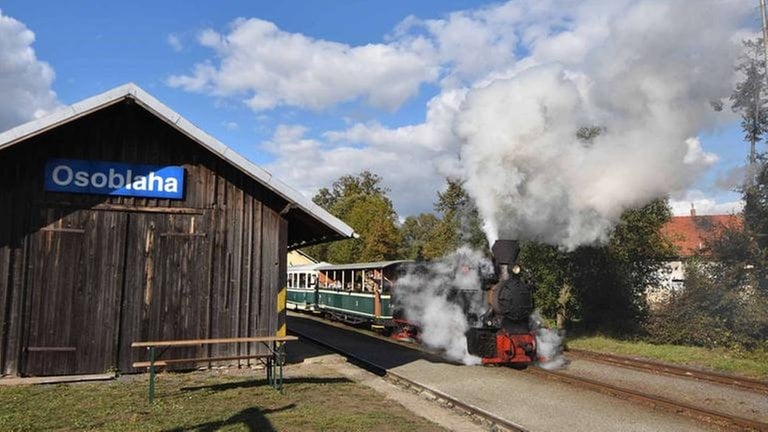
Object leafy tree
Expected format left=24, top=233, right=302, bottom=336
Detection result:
left=423, top=178, right=488, bottom=258
left=731, top=39, right=768, bottom=163
left=313, top=171, right=389, bottom=209
left=519, top=243, right=575, bottom=327
left=734, top=38, right=768, bottom=299
left=575, top=126, right=605, bottom=143
left=399, top=213, right=440, bottom=260
left=744, top=160, right=768, bottom=256
left=305, top=172, right=401, bottom=263
left=521, top=198, right=673, bottom=333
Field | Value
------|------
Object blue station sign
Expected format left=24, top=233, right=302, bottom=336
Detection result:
left=44, top=159, right=185, bottom=200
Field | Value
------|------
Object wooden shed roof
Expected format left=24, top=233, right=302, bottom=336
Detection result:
left=0, top=83, right=356, bottom=249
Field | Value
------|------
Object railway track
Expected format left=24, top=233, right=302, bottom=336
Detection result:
left=567, top=348, right=768, bottom=394
left=289, top=314, right=767, bottom=431
left=288, top=327, right=530, bottom=432
left=528, top=367, right=768, bottom=431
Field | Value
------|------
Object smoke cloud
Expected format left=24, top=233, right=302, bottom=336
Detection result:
left=455, top=1, right=750, bottom=249
left=530, top=311, right=567, bottom=369
left=394, top=247, right=493, bottom=364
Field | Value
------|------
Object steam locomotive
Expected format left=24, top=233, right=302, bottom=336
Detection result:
left=287, top=238, right=538, bottom=366
left=466, top=240, right=537, bottom=365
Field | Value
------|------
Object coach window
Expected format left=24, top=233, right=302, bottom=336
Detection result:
left=381, top=270, right=393, bottom=294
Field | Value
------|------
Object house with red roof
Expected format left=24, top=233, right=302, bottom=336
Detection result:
left=661, top=205, right=743, bottom=257
left=648, top=205, right=742, bottom=305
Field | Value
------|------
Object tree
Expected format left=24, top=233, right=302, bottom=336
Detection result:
left=519, top=242, right=575, bottom=328
left=734, top=37, right=768, bottom=300
left=731, top=38, right=768, bottom=164
left=744, top=160, right=768, bottom=255
left=304, top=172, right=401, bottom=263
left=422, top=178, right=488, bottom=258
left=313, top=171, right=389, bottom=209
left=521, top=198, right=673, bottom=334
left=399, top=213, right=440, bottom=260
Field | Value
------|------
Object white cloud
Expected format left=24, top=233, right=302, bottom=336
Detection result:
left=171, top=1, right=754, bottom=234
left=262, top=122, right=450, bottom=216
left=168, top=18, right=440, bottom=111
left=670, top=190, right=744, bottom=216
left=0, top=10, right=59, bottom=131
left=324, top=88, right=465, bottom=153
left=167, top=33, right=183, bottom=52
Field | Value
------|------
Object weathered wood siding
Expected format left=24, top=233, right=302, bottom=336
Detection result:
left=0, top=100, right=288, bottom=376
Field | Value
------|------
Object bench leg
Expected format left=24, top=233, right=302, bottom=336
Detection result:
left=278, top=342, right=284, bottom=392
left=272, top=341, right=277, bottom=390
left=148, top=347, right=156, bottom=403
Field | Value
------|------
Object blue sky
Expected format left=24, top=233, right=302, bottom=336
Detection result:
left=0, top=0, right=758, bottom=222
left=1, top=1, right=475, bottom=150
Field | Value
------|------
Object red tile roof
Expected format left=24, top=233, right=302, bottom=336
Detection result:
left=661, top=214, right=742, bottom=257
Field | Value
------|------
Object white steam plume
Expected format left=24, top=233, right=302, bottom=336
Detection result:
left=455, top=1, right=749, bottom=250
left=530, top=311, right=568, bottom=370
left=394, top=247, right=493, bottom=365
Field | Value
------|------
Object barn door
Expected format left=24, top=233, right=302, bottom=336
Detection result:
left=119, top=212, right=210, bottom=371
left=22, top=208, right=127, bottom=376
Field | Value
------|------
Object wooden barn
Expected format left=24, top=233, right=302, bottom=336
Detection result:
left=0, top=84, right=355, bottom=377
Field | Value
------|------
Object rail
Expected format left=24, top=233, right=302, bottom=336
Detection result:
left=288, top=327, right=529, bottom=432
left=567, top=348, right=768, bottom=394
left=528, top=367, right=768, bottom=431
left=289, top=313, right=768, bottom=431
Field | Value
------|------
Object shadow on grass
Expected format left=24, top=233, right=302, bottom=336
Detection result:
left=162, top=404, right=295, bottom=432
left=180, top=376, right=351, bottom=393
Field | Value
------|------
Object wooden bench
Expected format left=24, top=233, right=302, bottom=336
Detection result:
left=131, top=336, right=298, bottom=403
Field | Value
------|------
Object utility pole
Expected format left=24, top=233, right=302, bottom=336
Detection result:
left=761, top=0, right=768, bottom=66
left=753, top=0, right=768, bottom=169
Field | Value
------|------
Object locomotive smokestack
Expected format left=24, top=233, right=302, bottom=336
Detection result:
left=491, top=240, right=520, bottom=265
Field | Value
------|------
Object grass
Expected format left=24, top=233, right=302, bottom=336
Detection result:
left=0, top=368, right=447, bottom=432
left=567, top=336, right=768, bottom=379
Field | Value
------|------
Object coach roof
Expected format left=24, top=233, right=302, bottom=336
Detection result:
left=0, top=83, right=356, bottom=249
left=316, top=260, right=413, bottom=271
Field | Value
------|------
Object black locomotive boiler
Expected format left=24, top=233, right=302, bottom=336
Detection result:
left=466, top=239, right=537, bottom=365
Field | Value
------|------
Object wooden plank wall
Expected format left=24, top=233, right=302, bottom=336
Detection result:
left=0, top=100, right=289, bottom=376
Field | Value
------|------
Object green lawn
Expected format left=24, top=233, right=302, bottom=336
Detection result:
left=567, top=336, right=768, bottom=379
left=0, top=369, right=446, bottom=432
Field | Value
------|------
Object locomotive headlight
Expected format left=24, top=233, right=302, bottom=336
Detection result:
left=511, top=264, right=522, bottom=275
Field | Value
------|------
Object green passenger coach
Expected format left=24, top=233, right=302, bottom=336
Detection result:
left=287, top=260, right=412, bottom=330
left=286, top=263, right=324, bottom=311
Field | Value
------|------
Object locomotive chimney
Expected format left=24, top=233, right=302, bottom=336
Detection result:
left=491, top=240, right=520, bottom=265
left=491, top=239, right=520, bottom=281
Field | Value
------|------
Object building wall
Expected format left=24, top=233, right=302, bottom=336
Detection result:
left=0, top=100, right=287, bottom=376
